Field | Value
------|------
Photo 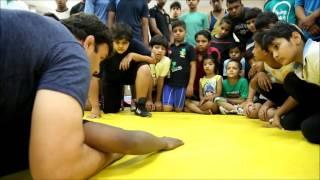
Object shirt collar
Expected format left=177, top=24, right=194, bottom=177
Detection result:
left=303, top=39, right=313, bottom=65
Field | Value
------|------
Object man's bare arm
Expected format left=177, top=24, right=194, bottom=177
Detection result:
left=30, top=90, right=110, bottom=179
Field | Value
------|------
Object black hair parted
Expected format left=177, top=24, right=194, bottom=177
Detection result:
left=195, top=30, right=212, bottom=41
left=260, top=22, right=306, bottom=51
left=170, top=1, right=181, bottom=10
left=150, top=35, right=169, bottom=48
left=172, top=20, right=186, bottom=30
left=61, top=12, right=112, bottom=54
left=111, top=22, right=133, bottom=41
left=255, top=11, right=278, bottom=31
left=244, top=7, right=262, bottom=21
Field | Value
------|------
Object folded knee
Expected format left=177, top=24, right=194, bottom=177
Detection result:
left=301, top=120, right=320, bottom=144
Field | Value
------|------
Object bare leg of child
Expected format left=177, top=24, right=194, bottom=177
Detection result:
left=185, top=100, right=211, bottom=114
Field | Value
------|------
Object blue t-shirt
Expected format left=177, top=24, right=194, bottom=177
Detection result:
left=108, top=0, right=149, bottom=41
left=0, top=10, right=90, bottom=175
left=295, top=0, right=320, bottom=40
left=84, top=0, right=110, bottom=24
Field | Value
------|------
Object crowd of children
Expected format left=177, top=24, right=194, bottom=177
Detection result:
left=0, top=1, right=318, bottom=177
left=20, top=0, right=319, bottom=144
left=82, top=0, right=320, bottom=144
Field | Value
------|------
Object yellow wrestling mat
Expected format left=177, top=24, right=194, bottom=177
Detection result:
left=88, top=110, right=319, bottom=179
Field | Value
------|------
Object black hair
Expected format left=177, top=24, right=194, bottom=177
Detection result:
left=61, top=12, right=112, bottom=55
left=255, top=11, right=278, bottom=31
left=203, top=54, right=219, bottom=75
left=150, top=35, right=169, bottom=48
left=244, top=48, right=253, bottom=60
left=253, top=30, right=265, bottom=48
left=226, top=0, right=242, bottom=4
left=172, top=20, right=186, bottom=30
left=44, top=12, right=60, bottom=21
left=195, top=30, right=212, bottom=41
left=111, top=22, right=133, bottom=41
left=170, top=1, right=181, bottom=10
left=219, top=16, right=234, bottom=33
left=229, top=42, right=246, bottom=53
left=244, top=7, right=262, bottom=21
left=261, top=22, right=306, bottom=51
left=227, top=59, right=242, bottom=70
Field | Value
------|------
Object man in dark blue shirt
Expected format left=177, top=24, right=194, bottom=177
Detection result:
left=0, top=10, right=183, bottom=178
left=108, top=0, right=150, bottom=46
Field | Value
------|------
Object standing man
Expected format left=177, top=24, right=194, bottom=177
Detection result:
left=85, top=0, right=110, bottom=24
left=149, top=0, right=172, bottom=43
left=225, top=0, right=252, bottom=44
left=53, top=0, right=70, bottom=19
left=108, top=0, right=150, bottom=46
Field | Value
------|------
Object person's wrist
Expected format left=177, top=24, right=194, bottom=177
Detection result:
left=91, top=104, right=100, bottom=109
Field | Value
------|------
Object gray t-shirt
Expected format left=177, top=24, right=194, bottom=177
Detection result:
left=0, top=10, right=90, bottom=175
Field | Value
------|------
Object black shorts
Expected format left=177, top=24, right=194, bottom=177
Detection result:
left=101, top=60, right=147, bottom=85
left=100, top=61, right=147, bottom=113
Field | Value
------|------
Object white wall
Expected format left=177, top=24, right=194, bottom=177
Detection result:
left=23, top=0, right=265, bottom=15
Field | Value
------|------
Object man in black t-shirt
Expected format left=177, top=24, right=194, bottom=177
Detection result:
left=225, top=0, right=252, bottom=44
left=149, top=0, right=172, bottom=42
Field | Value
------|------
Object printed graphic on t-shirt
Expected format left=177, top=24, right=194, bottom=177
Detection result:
left=171, top=61, right=182, bottom=72
left=203, top=82, right=216, bottom=96
left=179, top=48, right=186, bottom=58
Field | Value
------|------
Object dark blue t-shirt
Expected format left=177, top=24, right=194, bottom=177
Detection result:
left=0, top=10, right=90, bottom=175
left=108, top=0, right=149, bottom=41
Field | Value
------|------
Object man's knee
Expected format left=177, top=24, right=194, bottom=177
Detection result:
left=301, top=114, right=320, bottom=144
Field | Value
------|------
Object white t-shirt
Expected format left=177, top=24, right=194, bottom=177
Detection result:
left=297, top=39, right=320, bottom=86
left=52, top=9, right=71, bottom=20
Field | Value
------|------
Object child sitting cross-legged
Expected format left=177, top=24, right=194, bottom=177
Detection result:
left=185, top=55, right=222, bottom=114
left=216, top=60, right=249, bottom=115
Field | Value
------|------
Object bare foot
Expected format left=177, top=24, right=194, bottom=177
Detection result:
left=160, top=137, right=184, bottom=151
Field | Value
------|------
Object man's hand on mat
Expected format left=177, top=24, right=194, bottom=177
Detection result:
left=160, top=137, right=184, bottom=151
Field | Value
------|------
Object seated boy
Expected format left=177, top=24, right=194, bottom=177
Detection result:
left=262, top=22, right=320, bottom=144
left=147, top=35, right=171, bottom=111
